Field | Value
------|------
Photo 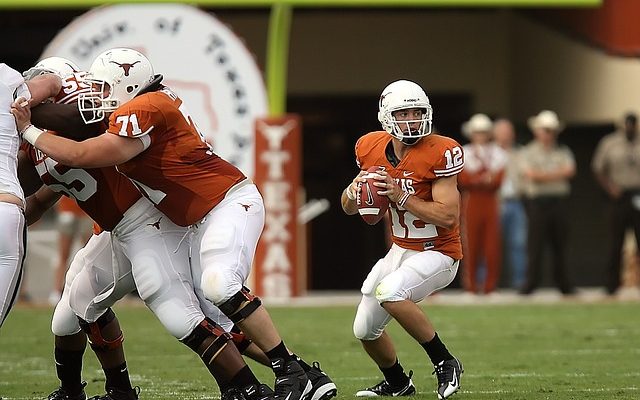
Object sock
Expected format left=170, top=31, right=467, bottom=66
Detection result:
left=380, top=359, right=409, bottom=388
left=292, top=353, right=311, bottom=372
left=104, top=362, right=133, bottom=392
left=55, top=347, right=85, bottom=395
left=229, top=365, right=261, bottom=392
left=265, top=341, right=293, bottom=364
left=420, top=333, right=453, bottom=365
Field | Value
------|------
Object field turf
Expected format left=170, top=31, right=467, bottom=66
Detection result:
left=1, top=302, right=638, bottom=399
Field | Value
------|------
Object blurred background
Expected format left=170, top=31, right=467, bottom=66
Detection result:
left=4, top=0, right=640, bottom=302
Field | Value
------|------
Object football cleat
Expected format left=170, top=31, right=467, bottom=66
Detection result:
left=222, top=387, right=246, bottom=400
left=87, top=386, right=140, bottom=400
left=47, top=382, right=87, bottom=400
left=305, top=361, right=337, bottom=400
left=242, top=383, right=277, bottom=400
left=355, top=370, right=415, bottom=397
left=271, top=358, right=312, bottom=400
left=432, top=358, right=463, bottom=399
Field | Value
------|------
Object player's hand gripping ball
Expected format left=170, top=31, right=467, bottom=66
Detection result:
left=357, top=166, right=390, bottom=225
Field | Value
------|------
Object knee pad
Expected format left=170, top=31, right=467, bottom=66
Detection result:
left=353, top=311, right=383, bottom=341
left=51, top=297, right=81, bottom=336
left=200, top=265, right=243, bottom=305
left=78, top=308, right=123, bottom=352
left=374, top=273, right=408, bottom=304
left=181, top=317, right=232, bottom=363
left=217, top=287, right=262, bottom=324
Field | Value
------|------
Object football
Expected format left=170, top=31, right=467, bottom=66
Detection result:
left=357, top=166, right=390, bottom=225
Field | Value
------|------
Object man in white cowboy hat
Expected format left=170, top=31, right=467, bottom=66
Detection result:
left=519, top=110, right=576, bottom=295
left=458, top=114, right=508, bottom=295
left=592, top=112, right=640, bottom=296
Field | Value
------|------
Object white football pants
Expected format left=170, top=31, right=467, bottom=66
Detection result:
left=54, top=198, right=204, bottom=340
left=0, top=202, right=26, bottom=328
left=190, top=182, right=265, bottom=307
left=353, top=244, right=459, bottom=341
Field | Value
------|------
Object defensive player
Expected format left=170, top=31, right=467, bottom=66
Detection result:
left=18, top=58, right=277, bottom=400
left=341, top=80, right=463, bottom=399
left=0, top=63, right=60, bottom=328
left=13, top=48, right=336, bottom=400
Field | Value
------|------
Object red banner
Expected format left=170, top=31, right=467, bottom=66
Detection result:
left=253, top=115, right=302, bottom=297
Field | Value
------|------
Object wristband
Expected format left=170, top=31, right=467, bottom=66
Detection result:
left=397, top=192, right=411, bottom=208
left=345, top=184, right=357, bottom=201
left=21, top=124, right=44, bottom=145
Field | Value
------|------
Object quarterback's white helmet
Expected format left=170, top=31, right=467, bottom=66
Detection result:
left=23, top=56, right=80, bottom=80
left=377, top=80, right=433, bottom=145
left=78, top=48, right=154, bottom=123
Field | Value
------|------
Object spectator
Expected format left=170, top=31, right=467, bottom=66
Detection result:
left=459, top=114, right=507, bottom=294
left=493, top=118, right=528, bottom=289
left=591, top=112, right=640, bottom=295
left=51, top=196, right=92, bottom=305
left=519, top=110, right=576, bottom=295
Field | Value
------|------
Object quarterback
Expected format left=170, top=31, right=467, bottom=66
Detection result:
left=12, top=48, right=335, bottom=400
left=341, top=80, right=464, bottom=399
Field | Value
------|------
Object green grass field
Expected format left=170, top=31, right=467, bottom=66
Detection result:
left=1, top=302, right=638, bottom=400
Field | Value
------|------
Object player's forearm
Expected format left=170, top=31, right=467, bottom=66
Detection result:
left=341, top=189, right=359, bottom=215
left=33, top=133, right=91, bottom=168
left=403, top=196, right=458, bottom=230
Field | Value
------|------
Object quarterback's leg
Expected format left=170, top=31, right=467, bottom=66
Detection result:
left=353, top=249, right=415, bottom=397
left=0, top=202, right=26, bottom=328
left=376, top=250, right=462, bottom=400
left=194, top=184, right=334, bottom=400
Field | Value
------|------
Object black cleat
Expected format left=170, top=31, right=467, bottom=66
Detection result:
left=271, top=358, right=312, bottom=400
left=222, top=387, right=246, bottom=400
left=242, top=383, right=277, bottom=400
left=355, top=371, right=415, bottom=397
left=433, top=359, right=463, bottom=399
left=305, top=361, right=337, bottom=400
left=87, top=386, right=140, bottom=400
left=47, top=382, right=87, bottom=400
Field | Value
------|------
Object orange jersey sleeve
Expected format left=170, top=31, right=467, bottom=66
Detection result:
left=107, top=88, right=246, bottom=226
left=355, top=131, right=464, bottom=260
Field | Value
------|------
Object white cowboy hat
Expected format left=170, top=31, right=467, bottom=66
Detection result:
left=462, top=113, right=493, bottom=138
left=528, top=110, right=565, bottom=132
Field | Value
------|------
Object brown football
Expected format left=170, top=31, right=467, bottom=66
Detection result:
left=357, top=166, right=390, bottom=225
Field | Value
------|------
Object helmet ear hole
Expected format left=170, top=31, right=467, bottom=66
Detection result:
left=126, top=85, right=138, bottom=94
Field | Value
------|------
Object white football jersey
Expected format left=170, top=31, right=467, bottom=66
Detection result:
left=0, top=64, right=31, bottom=203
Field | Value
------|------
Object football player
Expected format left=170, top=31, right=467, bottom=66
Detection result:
left=0, top=63, right=60, bottom=328
left=13, top=48, right=336, bottom=400
left=18, top=57, right=277, bottom=400
left=340, top=80, right=464, bottom=399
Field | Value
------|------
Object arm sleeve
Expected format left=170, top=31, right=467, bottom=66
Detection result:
left=433, top=139, right=465, bottom=177
left=107, top=103, right=164, bottom=139
left=591, top=136, right=608, bottom=174
left=0, top=63, right=31, bottom=101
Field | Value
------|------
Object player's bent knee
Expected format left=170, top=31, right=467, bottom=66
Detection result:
left=216, top=287, right=262, bottom=324
left=181, top=317, right=233, bottom=362
left=374, top=276, right=408, bottom=304
left=353, top=313, right=382, bottom=341
left=51, top=298, right=81, bottom=336
left=78, top=308, right=123, bottom=352
left=200, top=266, right=241, bottom=304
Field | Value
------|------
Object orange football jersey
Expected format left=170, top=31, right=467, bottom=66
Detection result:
left=24, top=142, right=142, bottom=231
left=54, top=72, right=91, bottom=105
left=107, top=87, right=246, bottom=226
left=355, top=131, right=464, bottom=260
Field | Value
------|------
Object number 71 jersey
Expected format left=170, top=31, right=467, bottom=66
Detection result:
left=355, top=131, right=463, bottom=260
